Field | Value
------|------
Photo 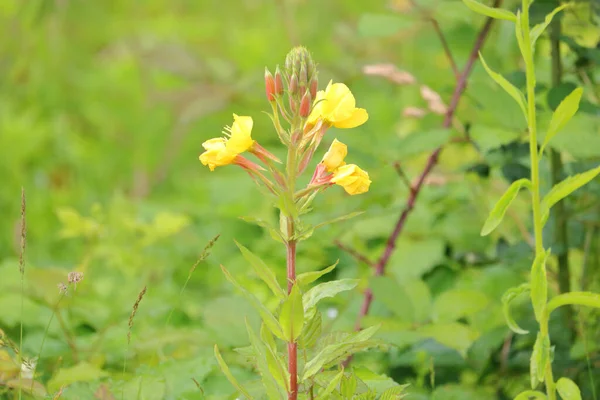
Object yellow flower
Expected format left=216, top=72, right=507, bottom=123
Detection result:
left=321, top=139, right=347, bottom=172
left=331, top=164, right=371, bottom=195
left=199, top=114, right=255, bottom=171
left=308, top=81, right=369, bottom=129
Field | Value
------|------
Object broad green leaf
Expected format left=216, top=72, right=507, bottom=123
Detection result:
left=514, top=391, right=547, bottom=400
left=298, top=307, right=322, bottom=349
left=501, top=284, right=531, bottom=334
left=296, top=261, right=338, bottom=287
left=357, top=14, right=412, bottom=38
left=214, top=345, right=254, bottom=399
left=530, top=250, right=549, bottom=322
left=396, top=129, right=451, bottom=158
left=433, top=289, right=489, bottom=322
left=340, top=373, right=357, bottom=398
left=47, top=362, right=108, bottom=393
left=235, top=241, right=286, bottom=300
left=540, top=166, right=600, bottom=222
left=481, top=178, right=531, bottom=236
left=540, top=87, right=583, bottom=154
left=462, top=0, right=517, bottom=21
left=369, top=277, right=431, bottom=323
left=245, top=320, right=287, bottom=397
left=530, top=332, right=550, bottom=388
left=556, top=377, right=582, bottom=400
left=302, top=325, right=381, bottom=380
left=479, top=54, right=527, bottom=119
left=279, top=284, right=305, bottom=342
left=531, top=5, right=569, bottom=46
left=315, top=369, right=344, bottom=400
left=314, top=211, right=364, bottom=230
left=303, top=279, right=358, bottom=312
left=220, top=265, right=284, bottom=340
left=419, top=322, right=480, bottom=357
left=548, top=291, right=600, bottom=314
left=379, top=385, right=410, bottom=400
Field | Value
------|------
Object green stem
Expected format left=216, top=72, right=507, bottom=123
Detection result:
left=521, top=2, right=555, bottom=398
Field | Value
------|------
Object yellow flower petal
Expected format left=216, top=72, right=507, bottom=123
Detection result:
left=331, top=164, right=371, bottom=195
left=307, top=81, right=368, bottom=129
left=332, top=108, right=369, bottom=129
left=200, top=137, right=236, bottom=171
left=322, top=139, right=347, bottom=172
left=226, top=114, right=254, bottom=154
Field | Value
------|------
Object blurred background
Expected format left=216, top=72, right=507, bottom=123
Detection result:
left=0, top=0, right=599, bottom=398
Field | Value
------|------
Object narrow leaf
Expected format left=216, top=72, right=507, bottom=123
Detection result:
left=515, top=11, right=526, bottom=59
left=548, top=291, right=600, bottom=314
left=214, top=345, right=254, bottom=399
left=462, top=0, right=517, bottom=21
left=541, top=87, right=583, bottom=153
left=481, top=178, right=531, bottom=236
left=296, top=261, right=338, bottom=287
left=479, top=54, right=528, bottom=118
left=298, top=307, right=322, bottom=349
left=556, top=377, right=582, bottom=400
left=514, top=391, right=547, bottom=400
left=303, top=279, right=358, bottom=312
left=314, top=369, right=344, bottom=400
left=540, top=165, right=600, bottom=222
left=235, top=241, right=286, bottom=300
left=501, top=284, right=531, bottom=334
left=530, top=332, right=550, bottom=388
left=220, top=265, right=285, bottom=340
left=239, top=216, right=284, bottom=243
left=245, top=320, right=287, bottom=397
left=530, top=250, right=550, bottom=322
left=314, top=211, right=364, bottom=230
left=279, top=284, right=305, bottom=342
left=531, top=5, right=569, bottom=46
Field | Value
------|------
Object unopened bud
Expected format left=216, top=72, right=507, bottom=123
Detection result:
left=300, top=92, right=311, bottom=118
left=274, top=66, right=284, bottom=95
left=289, top=74, right=298, bottom=95
left=299, top=65, right=308, bottom=89
left=289, top=96, right=297, bottom=113
left=310, top=77, right=318, bottom=99
left=265, top=68, right=276, bottom=102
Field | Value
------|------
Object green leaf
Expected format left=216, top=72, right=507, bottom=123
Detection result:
left=481, top=178, right=531, bottom=236
left=548, top=291, right=600, bottom=314
left=540, top=166, right=600, bottom=222
left=214, top=345, right=254, bottom=399
left=340, top=373, right=357, bottom=398
left=314, top=211, right=364, bottom=230
left=514, top=391, right=547, bottom=400
left=556, top=377, right=582, bottom=400
left=530, top=250, right=549, bottom=322
left=279, top=284, right=305, bottom=342
left=220, top=265, right=284, bottom=340
left=239, top=216, right=284, bottom=243
left=419, top=322, right=480, bottom=357
left=540, top=87, right=583, bottom=154
left=479, top=54, right=528, bottom=119
left=235, top=241, right=286, bottom=301
left=462, top=0, right=517, bottom=21
left=315, top=369, right=344, bottom=400
left=396, top=129, right=451, bottom=158
left=501, top=284, right=531, bottom=334
left=515, top=11, right=526, bottom=60
left=433, top=289, right=489, bottom=322
left=245, top=320, right=287, bottom=397
left=303, top=279, right=358, bottom=312
left=302, top=325, right=381, bottom=380
left=298, top=307, right=322, bottom=349
left=369, top=277, right=431, bottom=323
left=260, top=324, right=289, bottom=392
left=379, top=385, right=410, bottom=400
left=357, top=14, right=412, bottom=38
left=530, top=332, right=551, bottom=388
left=47, top=362, right=108, bottom=393
left=530, top=5, right=568, bottom=46
left=296, top=261, right=337, bottom=287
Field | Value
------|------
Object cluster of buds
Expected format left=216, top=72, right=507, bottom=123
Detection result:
left=199, top=46, right=371, bottom=200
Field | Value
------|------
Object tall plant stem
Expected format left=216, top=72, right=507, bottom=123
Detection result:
left=287, top=233, right=298, bottom=399
left=549, top=15, right=573, bottom=333
left=522, top=1, right=555, bottom=398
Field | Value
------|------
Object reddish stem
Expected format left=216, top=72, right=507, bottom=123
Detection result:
left=286, top=238, right=298, bottom=399
left=350, top=0, right=502, bottom=335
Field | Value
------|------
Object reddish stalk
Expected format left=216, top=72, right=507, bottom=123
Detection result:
left=286, top=231, right=298, bottom=399
left=343, top=0, right=502, bottom=355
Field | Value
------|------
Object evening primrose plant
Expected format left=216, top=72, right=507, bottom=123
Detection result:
left=201, top=47, right=405, bottom=399
left=462, top=0, right=600, bottom=399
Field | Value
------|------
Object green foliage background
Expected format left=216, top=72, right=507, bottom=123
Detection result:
left=0, top=0, right=599, bottom=398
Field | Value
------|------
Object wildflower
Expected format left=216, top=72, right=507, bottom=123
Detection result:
left=321, top=139, right=347, bottom=172
left=331, top=164, right=371, bottom=195
left=307, top=81, right=368, bottom=129
left=199, top=114, right=255, bottom=171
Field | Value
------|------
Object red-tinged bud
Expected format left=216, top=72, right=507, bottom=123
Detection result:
left=291, top=129, right=302, bottom=144
left=234, top=155, right=266, bottom=172
left=299, top=91, right=311, bottom=118
left=289, top=74, right=298, bottom=95
left=265, top=68, right=276, bottom=102
left=274, top=66, right=284, bottom=95
left=298, top=147, right=315, bottom=175
left=310, top=76, right=318, bottom=99
left=251, top=142, right=281, bottom=164
left=299, top=65, right=308, bottom=89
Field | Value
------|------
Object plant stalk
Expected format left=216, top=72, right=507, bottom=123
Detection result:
left=286, top=223, right=298, bottom=399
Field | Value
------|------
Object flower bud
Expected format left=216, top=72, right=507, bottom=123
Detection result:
left=299, top=64, right=308, bottom=91
left=299, top=91, right=311, bottom=118
left=284, top=46, right=315, bottom=96
left=274, top=66, right=284, bottom=96
left=265, top=68, right=276, bottom=102
left=309, top=75, right=318, bottom=100
left=289, top=74, right=298, bottom=95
